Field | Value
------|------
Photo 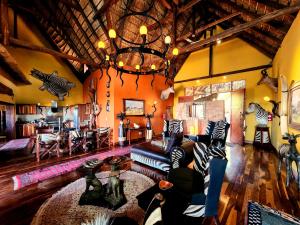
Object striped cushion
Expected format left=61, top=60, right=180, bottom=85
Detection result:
left=169, top=120, right=183, bottom=134
left=193, top=142, right=209, bottom=176
left=209, top=141, right=226, bottom=159
left=212, top=120, right=227, bottom=139
left=205, top=121, right=215, bottom=135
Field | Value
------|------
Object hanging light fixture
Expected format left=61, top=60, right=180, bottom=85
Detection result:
left=97, top=1, right=177, bottom=89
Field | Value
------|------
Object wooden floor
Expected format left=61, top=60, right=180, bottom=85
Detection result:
left=0, top=144, right=299, bottom=225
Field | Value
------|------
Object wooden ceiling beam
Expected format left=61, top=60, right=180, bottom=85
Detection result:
left=234, top=0, right=294, bottom=25
left=180, top=4, right=300, bottom=54
left=0, top=43, right=31, bottom=85
left=0, top=0, right=9, bottom=45
left=57, top=0, right=81, bottom=11
left=0, top=35, right=98, bottom=67
left=176, top=12, right=241, bottom=42
left=212, top=0, right=286, bottom=40
left=65, top=5, right=102, bottom=63
left=210, top=7, right=281, bottom=48
left=177, top=0, right=202, bottom=15
left=74, top=1, right=107, bottom=59
left=53, top=2, right=96, bottom=63
left=159, top=0, right=172, bottom=10
left=93, top=0, right=119, bottom=20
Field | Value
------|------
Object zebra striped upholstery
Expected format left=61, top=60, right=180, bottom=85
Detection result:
left=163, top=120, right=183, bottom=137
left=183, top=143, right=227, bottom=218
left=130, top=153, right=171, bottom=172
left=212, top=120, right=228, bottom=140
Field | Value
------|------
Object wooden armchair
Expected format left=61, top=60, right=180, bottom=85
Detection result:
left=96, top=127, right=113, bottom=150
left=35, top=131, right=59, bottom=162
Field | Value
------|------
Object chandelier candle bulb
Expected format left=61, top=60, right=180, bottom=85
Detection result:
left=118, top=61, right=124, bottom=67
left=151, top=64, right=156, bottom=70
left=135, top=65, right=140, bottom=70
left=172, top=48, right=179, bottom=56
left=97, top=41, right=105, bottom=49
left=108, top=29, right=116, bottom=39
left=164, top=36, right=171, bottom=45
left=105, top=55, right=110, bottom=61
left=139, top=25, right=148, bottom=35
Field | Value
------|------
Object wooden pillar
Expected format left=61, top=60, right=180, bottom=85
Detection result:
left=209, top=29, right=214, bottom=77
left=0, top=0, right=9, bottom=45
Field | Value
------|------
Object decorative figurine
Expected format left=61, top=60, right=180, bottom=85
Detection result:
left=117, top=112, right=127, bottom=146
left=78, top=159, right=105, bottom=206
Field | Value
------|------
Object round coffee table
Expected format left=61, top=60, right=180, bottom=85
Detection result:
left=31, top=170, right=154, bottom=225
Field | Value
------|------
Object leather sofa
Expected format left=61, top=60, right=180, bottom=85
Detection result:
left=130, top=140, right=195, bottom=172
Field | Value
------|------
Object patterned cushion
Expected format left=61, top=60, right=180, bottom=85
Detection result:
left=193, top=142, right=209, bottom=176
left=212, top=120, right=227, bottom=139
left=166, top=133, right=183, bottom=153
left=205, top=121, right=215, bottom=135
left=209, top=141, right=226, bottom=159
left=169, top=120, right=183, bottom=134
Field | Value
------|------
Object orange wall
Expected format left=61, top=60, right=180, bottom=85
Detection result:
left=83, top=68, right=173, bottom=143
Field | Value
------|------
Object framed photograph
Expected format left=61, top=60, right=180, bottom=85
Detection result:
left=123, top=99, right=145, bottom=116
left=289, top=81, right=300, bottom=130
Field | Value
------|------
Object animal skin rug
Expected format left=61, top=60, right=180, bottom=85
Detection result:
left=31, top=171, right=154, bottom=225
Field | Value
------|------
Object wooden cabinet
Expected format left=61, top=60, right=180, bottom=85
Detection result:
left=16, top=124, right=36, bottom=138
left=16, top=104, right=37, bottom=115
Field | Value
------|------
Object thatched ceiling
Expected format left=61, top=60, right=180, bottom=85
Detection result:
left=5, top=0, right=300, bottom=82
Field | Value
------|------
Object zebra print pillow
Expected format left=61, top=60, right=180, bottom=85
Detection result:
left=209, top=141, right=226, bottom=159
left=169, top=120, right=184, bottom=134
left=205, top=121, right=215, bottom=135
left=193, top=142, right=209, bottom=176
left=212, top=120, right=227, bottom=139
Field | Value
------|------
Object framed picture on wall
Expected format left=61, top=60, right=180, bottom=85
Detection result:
left=289, top=81, right=300, bottom=130
left=123, top=99, right=145, bottom=116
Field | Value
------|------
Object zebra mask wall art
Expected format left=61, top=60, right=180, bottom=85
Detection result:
left=245, top=103, right=269, bottom=127
left=30, top=69, right=75, bottom=101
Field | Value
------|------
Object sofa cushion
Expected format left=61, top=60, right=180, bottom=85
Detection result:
left=131, top=142, right=171, bottom=164
left=166, top=132, right=183, bottom=153
left=205, top=121, right=215, bottom=135
left=212, top=120, right=228, bottom=139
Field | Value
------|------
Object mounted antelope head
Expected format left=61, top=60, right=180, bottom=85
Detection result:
left=257, top=69, right=278, bottom=92
left=160, top=86, right=175, bottom=100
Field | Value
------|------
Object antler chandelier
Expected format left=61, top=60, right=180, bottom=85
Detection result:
left=97, top=0, right=179, bottom=90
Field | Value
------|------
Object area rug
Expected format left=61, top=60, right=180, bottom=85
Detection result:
left=31, top=170, right=154, bottom=225
left=247, top=201, right=300, bottom=225
left=12, top=147, right=131, bottom=190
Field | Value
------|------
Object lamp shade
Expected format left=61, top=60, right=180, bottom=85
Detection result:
left=164, top=36, right=171, bottom=44
left=97, top=41, right=105, bottom=49
left=139, top=25, right=148, bottom=35
left=109, top=29, right=116, bottom=38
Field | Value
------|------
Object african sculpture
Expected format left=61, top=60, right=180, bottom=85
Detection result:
left=278, top=133, right=300, bottom=189
left=160, top=86, right=174, bottom=100
left=105, top=158, right=126, bottom=209
left=88, top=78, right=101, bottom=129
left=79, top=159, right=105, bottom=206
left=30, top=69, right=75, bottom=100
left=79, top=157, right=127, bottom=210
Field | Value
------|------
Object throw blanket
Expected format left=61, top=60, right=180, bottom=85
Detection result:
left=0, top=138, right=30, bottom=152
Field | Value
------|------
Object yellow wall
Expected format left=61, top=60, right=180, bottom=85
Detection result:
left=272, top=12, right=300, bottom=151
left=174, top=38, right=273, bottom=142
left=0, top=10, right=83, bottom=106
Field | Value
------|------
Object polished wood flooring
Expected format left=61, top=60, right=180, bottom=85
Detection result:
left=0, top=144, right=299, bottom=225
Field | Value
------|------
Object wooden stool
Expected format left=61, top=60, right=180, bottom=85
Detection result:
left=253, top=126, right=273, bottom=150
